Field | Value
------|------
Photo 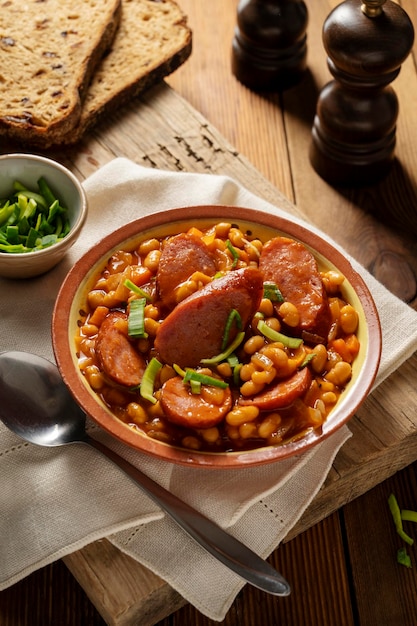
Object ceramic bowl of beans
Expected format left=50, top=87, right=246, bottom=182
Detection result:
left=52, top=205, right=381, bottom=468
left=0, top=153, right=87, bottom=279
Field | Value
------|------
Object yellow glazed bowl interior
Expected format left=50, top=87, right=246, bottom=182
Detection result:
left=52, top=206, right=382, bottom=468
left=0, top=153, right=87, bottom=279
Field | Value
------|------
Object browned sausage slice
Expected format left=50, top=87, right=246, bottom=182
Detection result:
left=239, top=367, right=312, bottom=410
left=95, top=312, right=146, bottom=387
left=157, top=233, right=217, bottom=308
left=259, top=236, right=331, bottom=342
left=160, top=375, right=232, bottom=428
left=154, top=266, right=264, bottom=368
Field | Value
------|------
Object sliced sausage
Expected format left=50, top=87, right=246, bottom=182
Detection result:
left=157, top=233, right=217, bottom=308
left=154, top=266, right=264, bottom=368
left=160, top=375, right=232, bottom=428
left=95, top=312, right=146, bottom=387
left=239, top=367, right=312, bottom=410
left=259, top=236, right=331, bottom=342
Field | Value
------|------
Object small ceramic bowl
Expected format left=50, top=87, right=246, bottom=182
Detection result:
left=52, top=206, right=382, bottom=469
left=0, top=153, right=87, bottom=279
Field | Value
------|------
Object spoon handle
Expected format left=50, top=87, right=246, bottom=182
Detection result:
left=84, top=434, right=290, bottom=596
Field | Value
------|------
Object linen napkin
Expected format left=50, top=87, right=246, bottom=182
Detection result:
left=2, top=158, right=417, bottom=621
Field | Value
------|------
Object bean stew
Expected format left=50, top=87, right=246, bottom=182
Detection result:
left=75, top=221, right=360, bottom=454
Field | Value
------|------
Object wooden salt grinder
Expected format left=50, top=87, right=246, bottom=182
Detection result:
left=310, top=0, right=414, bottom=186
left=231, top=0, right=308, bottom=92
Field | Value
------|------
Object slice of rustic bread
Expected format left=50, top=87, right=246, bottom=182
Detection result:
left=0, top=0, right=121, bottom=145
left=66, top=0, right=192, bottom=144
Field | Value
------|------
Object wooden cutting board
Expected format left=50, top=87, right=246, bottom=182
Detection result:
left=41, top=81, right=417, bottom=626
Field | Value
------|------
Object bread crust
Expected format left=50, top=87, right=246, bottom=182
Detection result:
left=0, top=0, right=122, bottom=145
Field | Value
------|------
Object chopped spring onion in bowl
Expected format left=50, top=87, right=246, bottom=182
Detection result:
left=0, top=178, right=70, bottom=253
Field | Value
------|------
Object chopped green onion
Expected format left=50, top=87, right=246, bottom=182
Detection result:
left=173, top=363, right=186, bottom=377
left=233, top=363, right=242, bottom=386
left=200, top=331, right=245, bottom=365
left=127, top=298, right=148, bottom=338
left=26, top=228, right=40, bottom=248
left=37, top=176, right=57, bottom=207
left=226, top=239, right=239, bottom=268
left=397, top=547, right=412, bottom=568
left=402, top=510, right=417, bottom=523
left=227, top=353, right=240, bottom=368
left=257, top=319, right=303, bottom=349
left=0, top=201, right=15, bottom=227
left=221, top=308, right=242, bottom=351
left=190, top=379, right=202, bottom=394
left=16, top=189, right=48, bottom=212
left=183, top=369, right=229, bottom=389
left=0, top=178, right=69, bottom=253
left=263, top=282, right=284, bottom=303
left=140, top=358, right=162, bottom=404
left=300, top=353, right=316, bottom=368
left=123, top=278, right=152, bottom=301
left=6, top=225, right=19, bottom=245
left=388, top=494, right=414, bottom=546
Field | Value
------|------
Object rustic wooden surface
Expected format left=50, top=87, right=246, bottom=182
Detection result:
left=2, top=1, right=417, bottom=625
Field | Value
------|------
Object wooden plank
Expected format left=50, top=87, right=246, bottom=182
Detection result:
left=343, top=463, right=417, bottom=626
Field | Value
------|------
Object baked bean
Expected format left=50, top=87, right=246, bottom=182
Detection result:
left=239, top=422, right=258, bottom=439
left=182, top=436, right=202, bottom=450
left=278, top=301, right=300, bottom=327
left=144, top=318, right=160, bottom=337
left=258, top=298, right=274, bottom=317
left=252, top=367, right=277, bottom=385
left=258, top=413, right=281, bottom=439
left=325, top=361, right=352, bottom=386
left=138, top=238, right=160, bottom=256
left=311, top=344, right=328, bottom=374
left=214, top=222, right=231, bottom=238
left=244, top=335, right=265, bottom=355
left=84, top=365, right=104, bottom=391
left=143, top=249, right=161, bottom=273
left=127, top=402, right=148, bottom=424
left=200, top=427, right=220, bottom=443
left=226, top=405, right=259, bottom=426
left=339, top=305, right=359, bottom=334
left=240, top=380, right=265, bottom=396
left=217, top=362, right=233, bottom=378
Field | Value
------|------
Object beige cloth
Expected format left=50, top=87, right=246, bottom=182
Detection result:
left=1, top=158, right=417, bottom=621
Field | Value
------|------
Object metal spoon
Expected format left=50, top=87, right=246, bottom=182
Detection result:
left=0, top=350, right=290, bottom=596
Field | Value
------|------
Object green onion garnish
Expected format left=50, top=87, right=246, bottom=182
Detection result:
left=263, top=282, right=284, bottom=303
left=257, top=319, right=303, bottom=349
left=300, top=353, right=316, bottom=368
left=388, top=493, right=414, bottom=546
left=123, top=278, right=152, bottom=301
left=221, top=309, right=242, bottom=351
left=0, top=178, right=70, bottom=253
left=397, top=547, right=412, bottom=568
left=173, top=363, right=186, bottom=377
left=200, top=331, right=245, bottom=365
left=140, top=358, right=163, bottom=404
left=226, top=239, right=239, bottom=268
left=127, top=298, right=148, bottom=338
left=183, top=369, right=229, bottom=389
left=402, top=510, right=417, bottom=523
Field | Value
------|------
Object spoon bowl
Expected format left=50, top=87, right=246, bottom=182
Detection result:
left=0, top=350, right=291, bottom=597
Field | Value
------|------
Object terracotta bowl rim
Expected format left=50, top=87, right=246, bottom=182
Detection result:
left=52, top=205, right=382, bottom=469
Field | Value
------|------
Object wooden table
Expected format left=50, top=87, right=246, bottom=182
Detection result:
left=2, top=1, right=417, bottom=625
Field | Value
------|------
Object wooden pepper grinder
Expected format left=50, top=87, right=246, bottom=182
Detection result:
left=232, top=0, right=308, bottom=92
left=310, top=0, right=414, bottom=186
